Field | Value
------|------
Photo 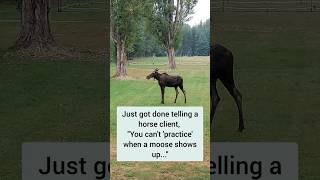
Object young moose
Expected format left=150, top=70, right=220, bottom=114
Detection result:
left=211, top=44, right=244, bottom=132
left=146, top=68, right=186, bottom=104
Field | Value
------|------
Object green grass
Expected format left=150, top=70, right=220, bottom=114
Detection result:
left=0, top=2, right=108, bottom=180
left=0, top=61, right=108, bottom=180
left=110, top=57, right=210, bottom=179
left=212, top=12, right=320, bottom=180
left=1, top=1, right=320, bottom=179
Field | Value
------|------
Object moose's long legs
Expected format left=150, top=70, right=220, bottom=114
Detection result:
left=210, top=77, right=220, bottom=129
left=174, top=87, right=179, bottom=103
left=160, top=87, right=165, bottom=104
left=220, top=77, right=244, bottom=132
left=179, top=84, right=186, bottom=103
left=210, top=44, right=245, bottom=132
left=210, top=80, right=244, bottom=132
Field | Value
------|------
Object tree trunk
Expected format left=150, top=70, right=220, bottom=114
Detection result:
left=167, top=47, right=176, bottom=69
left=15, top=0, right=54, bottom=53
left=116, top=41, right=127, bottom=77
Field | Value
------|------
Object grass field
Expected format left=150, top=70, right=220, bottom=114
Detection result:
left=110, top=57, right=210, bottom=179
left=1, top=0, right=320, bottom=179
left=212, top=12, right=320, bottom=180
left=0, top=2, right=108, bottom=180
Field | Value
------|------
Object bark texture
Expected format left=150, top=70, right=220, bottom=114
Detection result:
left=115, top=40, right=127, bottom=77
left=167, top=47, right=176, bottom=69
left=15, top=0, right=54, bottom=54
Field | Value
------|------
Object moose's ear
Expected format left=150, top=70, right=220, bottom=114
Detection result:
left=155, top=68, right=159, bottom=72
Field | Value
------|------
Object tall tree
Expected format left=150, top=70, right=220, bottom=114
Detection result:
left=15, top=0, right=54, bottom=55
left=111, top=0, right=150, bottom=77
left=133, top=22, right=166, bottom=58
left=148, top=0, right=197, bottom=69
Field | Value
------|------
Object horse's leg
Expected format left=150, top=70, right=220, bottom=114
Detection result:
left=160, top=86, right=165, bottom=104
left=178, top=84, right=186, bottom=103
left=174, top=87, right=179, bottom=103
left=220, top=78, right=244, bottom=132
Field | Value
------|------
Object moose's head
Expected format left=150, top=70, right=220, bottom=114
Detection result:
left=146, top=68, right=159, bottom=80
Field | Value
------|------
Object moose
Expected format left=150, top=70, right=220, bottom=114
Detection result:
left=211, top=44, right=244, bottom=132
left=146, top=68, right=186, bottom=104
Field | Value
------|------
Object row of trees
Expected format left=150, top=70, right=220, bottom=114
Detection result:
left=177, top=20, right=210, bottom=56
left=111, top=0, right=202, bottom=77
left=125, top=19, right=210, bottom=58
left=11, top=0, right=206, bottom=78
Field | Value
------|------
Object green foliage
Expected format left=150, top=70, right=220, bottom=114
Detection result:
left=129, top=19, right=210, bottom=58
left=147, top=0, right=198, bottom=50
left=176, top=20, right=210, bottom=56
left=110, top=0, right=207, bottom=59
left=110, top=0, right=152, bottom=51
left=132, top=25, right=166, bottom=57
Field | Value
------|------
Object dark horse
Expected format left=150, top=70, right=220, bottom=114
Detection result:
left=211, top=44, right=244, bottom=132
left=146, top=68, right=186, bottom=104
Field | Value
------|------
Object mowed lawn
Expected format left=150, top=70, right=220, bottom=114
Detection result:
left=212, top=12, right=320, bottom=180
left=0, top=2, right=108, bottom=180
left=110, top=57, right=210, bottom=179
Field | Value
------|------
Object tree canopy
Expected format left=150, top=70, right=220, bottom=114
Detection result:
left=110, top=0, right=151, bottom=77
left=147, top=0, right=198, bottom=69
left=110, top=0, right=209, bottom=76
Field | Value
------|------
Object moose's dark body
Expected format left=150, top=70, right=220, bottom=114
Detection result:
left=159, top=74, right=183, bottom=87
left=147, top=69, right=186, bottom=104
left=211, top=44, right=244, bottom=132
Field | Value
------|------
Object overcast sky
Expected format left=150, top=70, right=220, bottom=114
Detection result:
left=187, top=0, right=210, bottom=27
